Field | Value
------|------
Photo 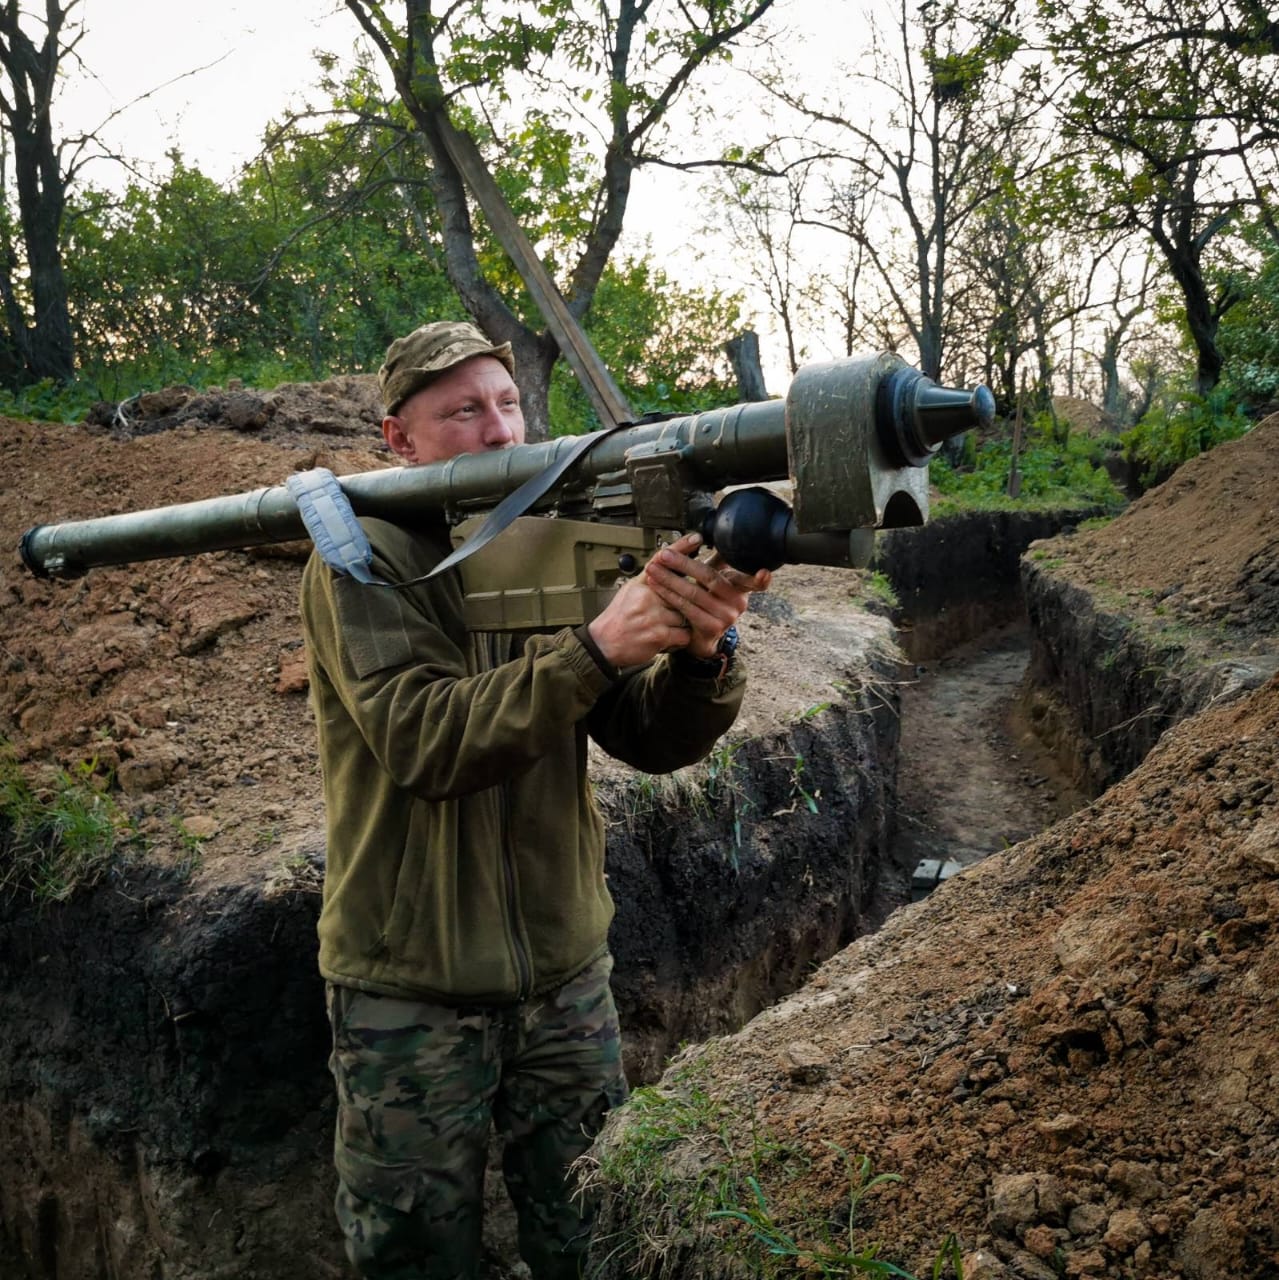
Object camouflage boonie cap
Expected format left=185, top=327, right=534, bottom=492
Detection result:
left=378, top=321, right=515, bottom=414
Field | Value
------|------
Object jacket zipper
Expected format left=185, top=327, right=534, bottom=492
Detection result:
left=500, top=779, right=533, bottom=998
left=483, top=634, right=530, bottom=1003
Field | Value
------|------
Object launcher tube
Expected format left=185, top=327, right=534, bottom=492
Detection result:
left=20, top=400, right=788, bottom=578
left=20, top=354, right=996, bottom=580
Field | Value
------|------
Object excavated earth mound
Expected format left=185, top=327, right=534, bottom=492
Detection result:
left=590, top=672, right=1279, bottom=1280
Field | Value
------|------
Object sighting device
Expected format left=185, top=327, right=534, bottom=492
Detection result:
left=20, top=352, right=994, bottom=631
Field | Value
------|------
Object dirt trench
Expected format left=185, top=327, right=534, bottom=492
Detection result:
left=0, top=490, right=1088, bottom=1280
left=894, top=622, right=1088, bottom=899
left=875, top=511, right=1099, bottom=897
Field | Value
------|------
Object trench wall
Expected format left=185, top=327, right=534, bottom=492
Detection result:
left=602, top=669, right=901, bottom=1082
left=0, top=873, right=335, bottom=1280
left=876, top=508, right=1098, bottom=659
left=1021, top=560, right=1278, bottom=792
left=877, top=507, right=1273, bottom=796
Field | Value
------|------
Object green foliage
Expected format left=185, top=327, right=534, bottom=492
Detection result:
left=0, top=744, right=138, bottom=902
left=339, top=0, right=774, bottom=435
left=45, top=71, right=740, bottom=428
left=923, top=24, right=1024, bottom=102
left=61, top=94, right=462, bottom=399
left=66, top=159, right=275, bottom=392
left=549, top=255, right=744, bottom=436
left=1121, top=385, right=1251, bottom=482
left=1035, top=0, right=1269, bottom=395
left=1217, top=221, right=1279, bottom=409
left=786, top=753, right=820, bottom=815
left=702, top=737, right=753, bottom=860
left=0, top=377, right=98, bottom=424
left=931, top=419, right=1123, bottom=512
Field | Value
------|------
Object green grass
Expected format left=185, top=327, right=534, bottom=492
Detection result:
left=702, top=739, right=755, bottom=860
left=708, top=1147, right=963, bottom=1278
left=785, top=752, right=820, bottom=815
left=0, top=743, right=140, bottom=901
left=168, top=817, right=209, bottom=880
left=584, top=1053, right=965, bottom=1280
left=620, top=769, right=711, bottom=836
left=860, top=571, right=901, bottom=610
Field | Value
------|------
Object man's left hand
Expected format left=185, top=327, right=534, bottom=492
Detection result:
left=642, top=532, right=772, bottom=659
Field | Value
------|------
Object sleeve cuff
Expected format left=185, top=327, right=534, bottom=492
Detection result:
left=573, top=624, right=621, bottom=682
left=670, top=648, right=729, bottom=680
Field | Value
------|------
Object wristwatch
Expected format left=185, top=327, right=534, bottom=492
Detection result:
left=675, top=625, right=738, bottom=679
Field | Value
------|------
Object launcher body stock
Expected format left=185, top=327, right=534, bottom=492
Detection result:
left=20, top=352, right=994, bottom=630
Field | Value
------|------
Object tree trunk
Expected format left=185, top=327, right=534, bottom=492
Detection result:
left=1099, top=334, right=1123, bottom=420
left=507, top=331, right=561, bottom=442
left=1163, top=238, right=1225, bottom=397
left=0, top=8, right=76, bottom=386
left=725, top=330, right=769, bottom=402
left=1185, top=292, right=1224, bottom=398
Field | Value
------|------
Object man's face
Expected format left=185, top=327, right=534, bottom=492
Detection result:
left=382, top=355, right=525, bottom=465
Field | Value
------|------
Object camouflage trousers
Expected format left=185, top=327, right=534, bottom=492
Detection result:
left=326, top=954, right=629, bottom=1280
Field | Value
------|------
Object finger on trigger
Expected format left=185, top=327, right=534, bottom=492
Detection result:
left=667, top=531, right=703, bottom=556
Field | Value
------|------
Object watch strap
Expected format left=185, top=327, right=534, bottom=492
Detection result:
left=673, top=625, right=738, bottom=679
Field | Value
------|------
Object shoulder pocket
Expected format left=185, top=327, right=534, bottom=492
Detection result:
left=333, top=576, right=419, bottom=678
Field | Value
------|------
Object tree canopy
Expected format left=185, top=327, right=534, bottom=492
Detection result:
left=0, top=0, right=1274, bottom=480
left=340, top=0, right=777, bottom=437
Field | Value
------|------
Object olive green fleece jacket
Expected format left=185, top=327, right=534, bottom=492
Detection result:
left=300, top=516, right=746, bottom=1005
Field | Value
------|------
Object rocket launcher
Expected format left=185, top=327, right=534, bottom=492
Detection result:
left=19, top=352, right=994, bottom=631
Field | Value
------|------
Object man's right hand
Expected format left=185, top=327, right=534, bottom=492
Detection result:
left=587, top=532, right=769, bottom=670
left=586, top=572, right=691, bottom=670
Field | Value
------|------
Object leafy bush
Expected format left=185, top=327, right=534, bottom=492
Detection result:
left=1121, top=385, right=1250, bottom=483
left=931, top=417, right=1123, bottom=513
left=0, top=377, right=99, bottom=425
left=1216, top=220, right=1279, bottom=410
left=548, top=255, right=743, bottom=437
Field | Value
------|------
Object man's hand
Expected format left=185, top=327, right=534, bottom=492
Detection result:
left=586, top=573, right=689, bottom=670
left=586, top=532, right=771, bottom=670
left=642, top=532, right=772, bottom=658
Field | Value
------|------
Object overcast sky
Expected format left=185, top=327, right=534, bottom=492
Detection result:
left=62, top=0, right=353, bottom=183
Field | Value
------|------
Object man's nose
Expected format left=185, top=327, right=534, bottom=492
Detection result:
left=482, top=409, right=516, bottom=448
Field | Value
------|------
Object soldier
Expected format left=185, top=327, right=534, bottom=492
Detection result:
left=300, top=320, right=770, bottom=1279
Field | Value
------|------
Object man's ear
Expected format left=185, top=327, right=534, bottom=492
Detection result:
left=382, top=415, right=416, bottom=463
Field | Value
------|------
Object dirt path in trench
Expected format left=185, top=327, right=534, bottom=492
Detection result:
left=893, top=621, right=1088, bottom=893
